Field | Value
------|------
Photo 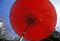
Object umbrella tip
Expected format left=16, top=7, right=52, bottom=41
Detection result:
left=27, top=18, right=34, bottom=24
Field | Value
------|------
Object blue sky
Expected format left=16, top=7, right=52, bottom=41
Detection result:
left=0, top=0, right=19, bottom=38
left=0, top=0, right=60, bottom=39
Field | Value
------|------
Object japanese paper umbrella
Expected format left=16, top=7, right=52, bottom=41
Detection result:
left=10, top=0, right=57, bottom=40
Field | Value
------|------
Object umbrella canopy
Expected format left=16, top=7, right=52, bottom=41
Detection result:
left=10, top=0, right=57, bottom=40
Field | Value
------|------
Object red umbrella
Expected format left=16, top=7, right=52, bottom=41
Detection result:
left=10, top=0, right=57, bottom=40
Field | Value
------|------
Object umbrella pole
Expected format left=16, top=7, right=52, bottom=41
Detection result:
left=19, top=17, right=34, bottom=41
left=19, top=24, right=30, bottom=41
left=19, top=36, right=23, bottom=41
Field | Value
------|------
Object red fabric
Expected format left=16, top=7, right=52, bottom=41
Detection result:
left=10, top=0, right=57, bottom=40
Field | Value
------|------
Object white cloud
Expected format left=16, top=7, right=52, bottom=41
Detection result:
left=0, top=22, right=3, bottom=27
